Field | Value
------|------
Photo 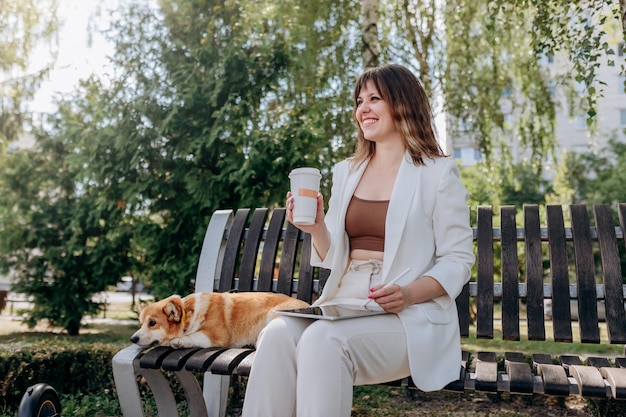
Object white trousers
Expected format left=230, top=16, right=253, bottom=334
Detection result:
left=241, top=260, right=411, bottom=417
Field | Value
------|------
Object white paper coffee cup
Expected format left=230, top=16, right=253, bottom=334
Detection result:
left=289, top=167, right=322, bottom=225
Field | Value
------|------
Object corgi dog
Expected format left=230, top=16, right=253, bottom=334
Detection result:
left=130, top=292, right=309, bottom=348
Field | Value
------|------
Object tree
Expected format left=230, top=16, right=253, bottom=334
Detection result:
left=461, top=158, right=549, bottom=223
left=2, top=0, right=623, bottom=328
left=0, top=97, right=134, bottom=334
left=622, top=0, right=626, bottom=38
left=549, top=136, right=626, bottom=205
left=378, top=0, right=442, bottom=97
left=43, top=0, right=365, bottom=298
left=375, top=0, right=625, bottom=169
left=0, top=0, right=58, bottom=148
left=362, top=0, right=380, bottom=67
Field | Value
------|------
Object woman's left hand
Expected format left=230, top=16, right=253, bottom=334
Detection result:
left=368, top=284, right=411, bottom=313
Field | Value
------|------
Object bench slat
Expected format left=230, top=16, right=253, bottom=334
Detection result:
left=258, top=208, right=286, bottom=292
left=139, top=346, right=174, bottom=369
left=210, top=348, right=255, bottom=375
left=570, top=204, right=600, bottom=343
left=161, top=348, right=202, bottom=372
left=476, top=206, right=494, bottom=339
left=474, top=351, right=498, bottom=392
left=524, top=205, right=546, bottom=341
left=234, top=350, right=256, bottom=376
left=504, top=352, right=534, bottom=394
left=600, top=367, right=626, bottom=398
left=319, top=268, right=331, bottom=295
left=297, top=233, right=316, bottom=303
left=594, top=204, right=626, bottom=344
left=501, top=206, right=520, bottom=341
left=547, top=205, right=573, bottom=342
left=568, top=364, right=608, bottom=397
left=184, top=347, right=228, bottom=372
left=456, top=282, right=471, bottom=338
left=219, top=209, right=250, bottom=292
left=533, top=354, right=570, bottom=396
left=277, top=223, right=301, bottom=295
left=587, top=357, right=612, bottom=368
left=238, top=209, right=268, bottom=292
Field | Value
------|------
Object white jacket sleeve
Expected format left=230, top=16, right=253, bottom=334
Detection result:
left=424, top=158, right=474, bottom=309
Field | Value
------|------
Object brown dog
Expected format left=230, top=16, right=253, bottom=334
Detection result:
left=130, top=292, right=309, bottom=348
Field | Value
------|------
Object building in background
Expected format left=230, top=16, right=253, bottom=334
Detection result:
left=452, top=40, right=626, bottom=169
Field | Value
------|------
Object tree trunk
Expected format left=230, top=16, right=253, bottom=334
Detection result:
left=619, top=0, right=626, bottom=41
left=362, top=0, right=380, bottom=68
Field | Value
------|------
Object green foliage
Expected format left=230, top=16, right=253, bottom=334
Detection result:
left=547, top=136, right=626, bottom=205
left=0, top=117, right=135, bottom=335
left=491, top=0, right=626, bottom=135
left=461, top=159, right=549, bottom=224
left=1, top=0, right=625, bottom=328
left=443, top=0, right=558, bottom=168
left=58, top=0, right=363, bottom=298
left=0, top=0, right=58, bottom=147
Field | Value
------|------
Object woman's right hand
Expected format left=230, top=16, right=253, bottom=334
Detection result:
left=286, top=191, right=325, bottom=234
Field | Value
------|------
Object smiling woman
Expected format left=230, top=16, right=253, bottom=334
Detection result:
left=243, top=64, right=474, bottom=417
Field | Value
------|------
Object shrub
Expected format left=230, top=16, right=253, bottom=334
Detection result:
left=0, top=341, right=118, bottom=410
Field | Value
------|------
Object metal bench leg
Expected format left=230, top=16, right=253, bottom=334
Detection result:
left=203, top=373, right=229, bottom=417
left=141, top=368, right=180, bottom=416
left=112, top=345, right=147, bottom=417
left=175, top=370, right=209, bottom=417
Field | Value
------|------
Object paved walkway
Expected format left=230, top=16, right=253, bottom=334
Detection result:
left=0, top=291, right=152, bottom=325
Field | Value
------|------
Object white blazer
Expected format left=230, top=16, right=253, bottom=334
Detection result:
left=311, top=153, right=475, bottom=391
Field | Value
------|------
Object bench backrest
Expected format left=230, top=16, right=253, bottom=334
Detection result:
left=196, top=204, right=626, bottom=345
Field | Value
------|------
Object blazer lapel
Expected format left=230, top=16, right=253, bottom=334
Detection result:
left=383, top=153, right=419, bottom=279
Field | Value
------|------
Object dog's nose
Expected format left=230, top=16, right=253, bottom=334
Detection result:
left=130, top=335, right=139, bottom=344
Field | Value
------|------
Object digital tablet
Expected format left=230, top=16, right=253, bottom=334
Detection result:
left=275, top=305, right=389, bottom=321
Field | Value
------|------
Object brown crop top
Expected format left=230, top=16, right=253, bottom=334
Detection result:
left=345, top=195, right=389, bottom=252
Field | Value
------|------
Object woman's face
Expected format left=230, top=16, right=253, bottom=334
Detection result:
left=355, top=81, right=400, bottom=144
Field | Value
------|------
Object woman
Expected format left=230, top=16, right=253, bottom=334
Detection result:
left=241, top=64, right=475, bottom=417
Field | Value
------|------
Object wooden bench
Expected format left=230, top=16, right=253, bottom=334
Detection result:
left=112, top=204, right=626, bottom=417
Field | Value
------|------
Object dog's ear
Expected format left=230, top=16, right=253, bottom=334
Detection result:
left=163, top=295, right=184, bottom=323
left=134, top=299, right=148, bottom=316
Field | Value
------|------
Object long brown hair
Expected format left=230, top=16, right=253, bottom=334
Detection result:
left=351, top=64, right=445, bottom=166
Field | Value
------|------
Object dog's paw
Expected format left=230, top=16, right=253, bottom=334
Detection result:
left=170, top=338, right=188, bottom=349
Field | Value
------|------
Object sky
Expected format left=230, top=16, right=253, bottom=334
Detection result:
left=30, top=0, right=116, bottom=114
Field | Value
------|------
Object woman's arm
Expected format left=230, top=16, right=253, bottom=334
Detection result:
left=369, top=275, right=444, bottom=313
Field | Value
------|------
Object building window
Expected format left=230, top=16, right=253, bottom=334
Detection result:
left=575, top=115, right=587, bottom=130
left=619, top=75, right=626, bottom=94
left=538, top=53, right=555, bottom=66
left=620, top=109, right=626, bottom=127
left=454, top=147, right=482, bottom=166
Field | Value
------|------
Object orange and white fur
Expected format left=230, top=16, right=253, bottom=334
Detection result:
left=130, top=292, right=309, bottom=348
